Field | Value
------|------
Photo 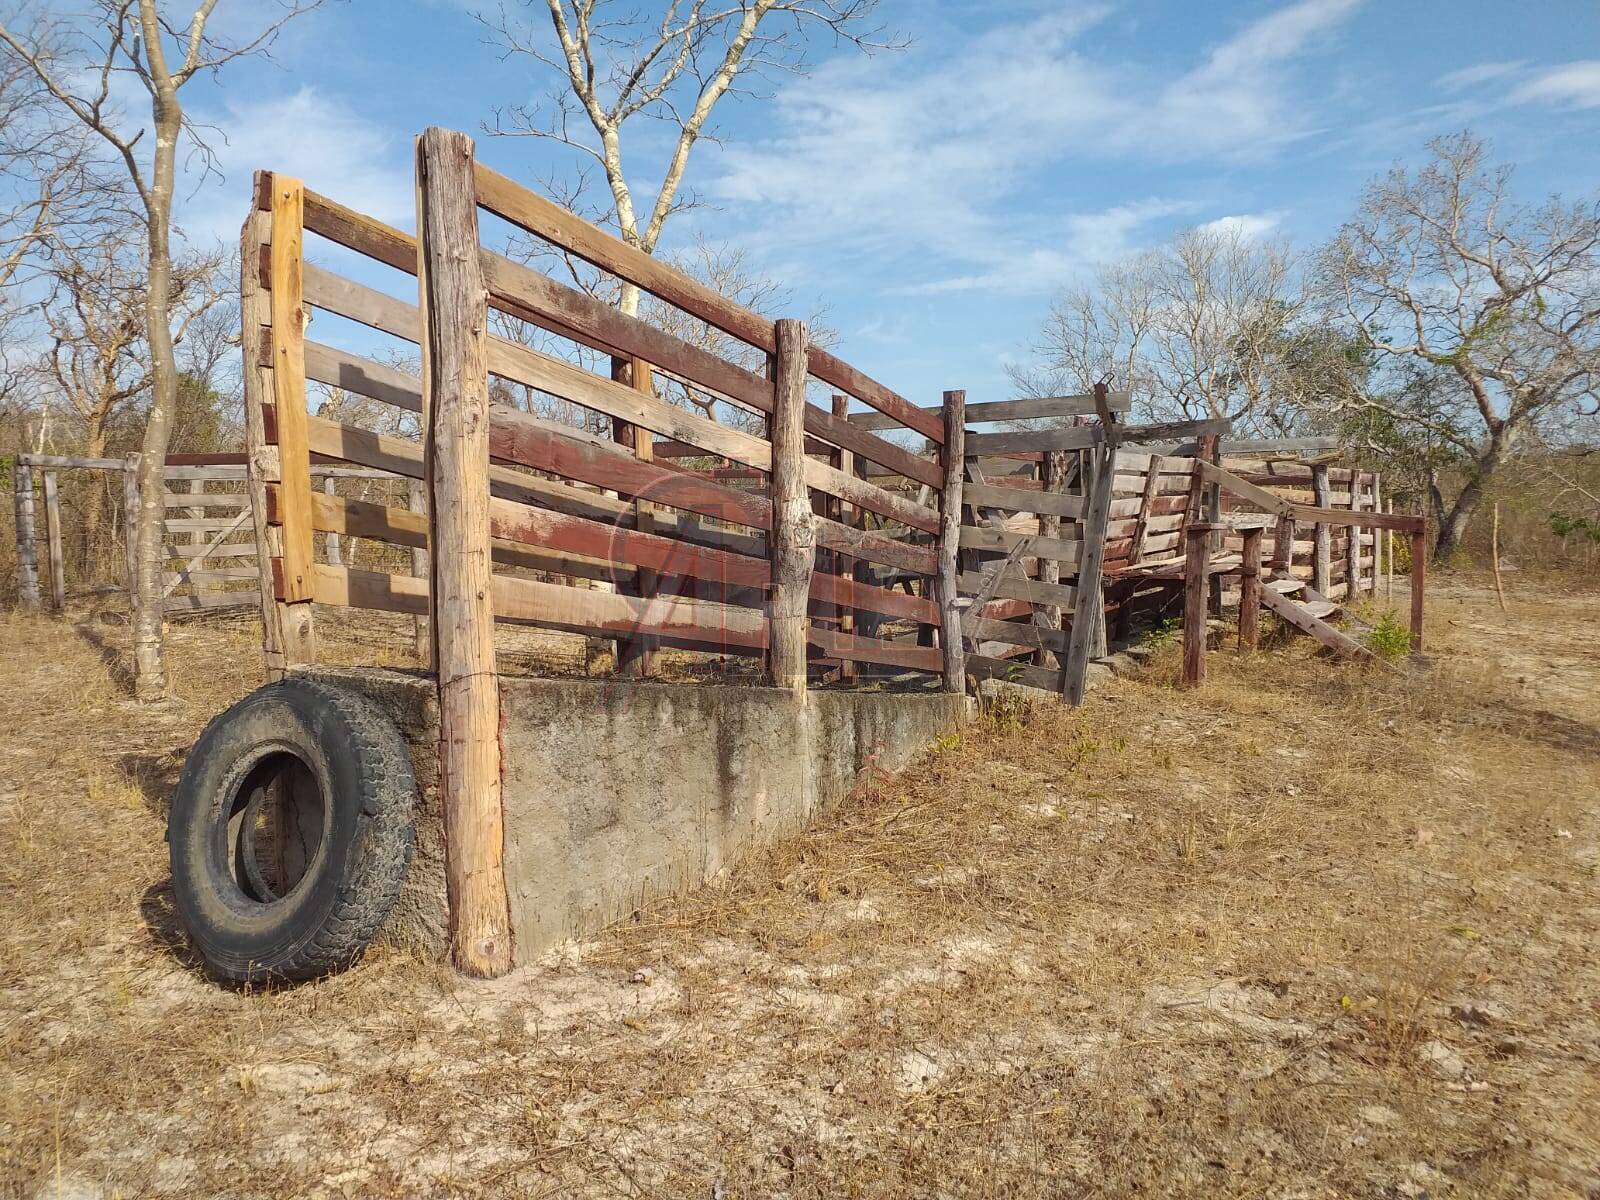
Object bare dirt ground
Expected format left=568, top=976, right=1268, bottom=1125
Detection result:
left=1, top=578, right=1597, bottom=1198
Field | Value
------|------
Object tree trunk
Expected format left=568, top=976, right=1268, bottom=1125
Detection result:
left=80, top=422, right=108, bottom=575
left=1432, top=424, right=1517, bottom=565
left=131, top=92, right=182, bottom=701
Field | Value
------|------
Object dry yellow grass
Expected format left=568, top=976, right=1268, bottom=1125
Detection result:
left=0, top=579, right=1597, bottom=1198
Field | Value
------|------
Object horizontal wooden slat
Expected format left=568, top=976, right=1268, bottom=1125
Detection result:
left=473, top=161, right=944, bottom=444
left=164, top=567, right=259, bottom=583
left=164, top=590, right=255, bottom=612
left=161, top=493, right=249, bottom=508
left=1289, top=503, right=1424, bottom=532
left=959, top=526, right=1080, bottom=565
left=809, top=626, right=942, bottom=673
left=962, top=615, right=1069, bottom=653
left=956, top=570, right=1076, bottom=608
left=161, top=517, right=260, bottom=534
left=294, top=562, right=769, bottom=652
left=1197, top=460, right=1293, bottom=518
left=964, top=653, right=1066, bottom=692
left=846, top=391, right=1132, bottom=430
left=965, top=426, right=1104, bottom=455
left=962, top=483, right=1085, bottom=519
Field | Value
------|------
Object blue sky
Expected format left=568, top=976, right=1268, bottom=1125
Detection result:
left=162, top=0, right=1600, bottom=408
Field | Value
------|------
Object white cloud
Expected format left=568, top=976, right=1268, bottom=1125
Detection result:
left=176, top=88, right=412, bottom=249
left=1197, top=211, right=1285, bottom=240
left=1510, top=61, right=1600, bottom=109
left=1436, top=60, right=1527, bottom=91
left=705, top=1, right=1358, bottom=295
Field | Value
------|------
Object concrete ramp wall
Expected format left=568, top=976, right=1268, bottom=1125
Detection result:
left=303, top=669, right=968, bottom=965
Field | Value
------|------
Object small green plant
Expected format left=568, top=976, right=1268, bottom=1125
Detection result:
left=1142, top=616, right=1182, bottom=649
left=1365, top=611, right=1411, bottom=663
left=979, top=687, right=1032, bottom=734
left=931, top=731, right=962, bottom=754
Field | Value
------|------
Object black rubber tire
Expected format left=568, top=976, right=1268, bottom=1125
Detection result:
left=168, top=677, right=417, bottom=984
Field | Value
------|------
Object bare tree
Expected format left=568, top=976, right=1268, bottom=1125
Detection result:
left=479, top=0, right=899, bottom=316
left=40, top=230, right=223, bottom=558
left=0, top=0, right=322, bottom=699
left=1013, top=224, right=1305, bottom=431
left=1315, top=132, right=1600, bottom=562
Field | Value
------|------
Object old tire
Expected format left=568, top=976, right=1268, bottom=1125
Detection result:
left=168, top=677, right=417, bottom=984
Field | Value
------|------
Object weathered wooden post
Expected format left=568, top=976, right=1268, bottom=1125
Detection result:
left=268, top=173, right=317, bottom=666
left=417, top=126, right=512, bottom=978
left=407, top=478, right=431, bottom=667
left=612, top=355, right=658, bottom=677
left=768, top=318, right=814, bottom=696
left=241, top=191, right=286, bottom=680
left=1272, top=513, right=1295, bottom=581
left=13, top=457, right=41, bottom=611
left=321, top=477, right=343, bottom=566
left=1371, top=474, right=1383, bottom=596
left=936, top=389, right=966, bottom=692
left=1311, top=462, right=1331, bottom=596
left=1344, top=472, right=1361, bottom=601
left=831, top=394, right=856, bottom=683
left=1182, top=522, right=1214, bottom=688
left=1410, top=522, right=1427, bottom=653
left=1036, top=450, right=1066, bottom=666
left=121, top=456, right=140, bottom=608
left=1238, top=525, right=1263, bottom=652
left=43, top=470, right=65, bottom=611
left=1062, top=386, right=1118, bottom=705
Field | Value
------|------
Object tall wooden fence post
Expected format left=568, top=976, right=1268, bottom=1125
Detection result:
left=1062, top=388, right=1117, bottom=705
left=1182, top=522, right=1214, bottom=688
left=241, top=188, right=286, bottom=680
left=1311, top=463, right=1331, bottom=595
left=268, top=173, right=317, bottom=666
left=768, top=318, right=814, bottom=697
left=611, top=356, right=658, bottom=677
left=831, top=394, right=857, bottom=683
left=1238, top=525, right=1263, bottom=652
left=43, top=470, right=64, bottom=611
left=1345, top=472, right=1361, bottom=601
left=1410, top=524, right=1427, bottom=653
left=1036, top=450, right=1065, bottom=666
left=936, top=389, right=966, bottom=692
left=418, top=126, right=511, bottom=978
left=13, top=458, right=40, bottom=611
left=407, top=478, right=432, bottom=667
left=121, top=456, right=140, bottom=608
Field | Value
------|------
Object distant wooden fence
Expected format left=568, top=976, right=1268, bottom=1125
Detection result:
left=10, top=452, right=391, bottom=616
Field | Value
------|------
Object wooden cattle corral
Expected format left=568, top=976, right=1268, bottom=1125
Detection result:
left=94, top=123, right=1427, bottom=980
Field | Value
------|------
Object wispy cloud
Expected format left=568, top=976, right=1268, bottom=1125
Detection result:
left=1432, top=58, right=1600, bottom=113
left=177, top=87, right=412, bottom=248
left=1198, top=211, right=1286, bottom=240
left=705, top=0, right=1360, bottom=295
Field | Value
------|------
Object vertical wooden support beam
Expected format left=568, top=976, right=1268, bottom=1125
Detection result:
left=13, top=459, right=41, bottom=611
left=1311, top=462, right=1331, bottom=596
left=266, top=174, right=317, bottom=667
left=269, top=176, right=314, bottom=601
left=241, top=194, right=286, bottom=680
left=1410, top=524, right=1426, bottom=653
left=611, top=356, right=658, bottom=677
left=1205, top=439, right=1223, bottom=617
left=1035, top=451, right=1065, bottom=667
left=43, top=471, right=64, bottom=611
left=1128, top=455, right=1162, bottom=567
left=768, top=318, right=814, bottom=696
left=1272, top=514, right=1295, bottom=581
left=832, top=394, right=857, bottom=683
left=1238, top=525, right=1263, bottom=652
left=407, top=478, right=431, bottom=667
left=1345, top=472, right=1361, bottom=602
left=121, top=456, right=140, bottom=608
left=1385, top=498, right=1395, bottom=601
left=1181, top=522, right=1212, bottom=688
left=321, top=477, right=343, bottom=566
left=417, top=126, right=511, bottom=978
left=1370, top=474, right=1383, bottom=596
left=935, top=389, right=966, bottom=692
left=1063, top=405, right=1116, bottom=706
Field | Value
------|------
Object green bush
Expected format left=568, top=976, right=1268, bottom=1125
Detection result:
left=1365, top=611, right=1411, bottom=663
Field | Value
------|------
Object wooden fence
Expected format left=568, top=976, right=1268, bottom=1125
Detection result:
left=10, top=452, right=394, bottom=616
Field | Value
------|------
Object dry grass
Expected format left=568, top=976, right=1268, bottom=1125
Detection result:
left=1, top=580, right=1597, bottom=1198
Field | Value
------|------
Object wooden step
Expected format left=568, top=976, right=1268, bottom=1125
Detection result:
left=1258, top=585, right=1373, bottom=660
left=1301, top=600, right=1338, bottom=619
left=1267, top=578, right=1305, bottom=594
